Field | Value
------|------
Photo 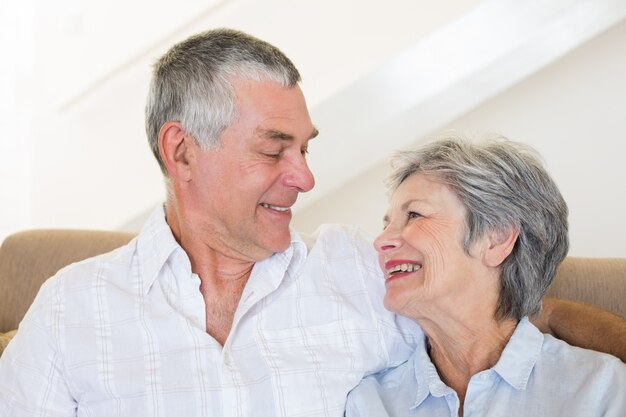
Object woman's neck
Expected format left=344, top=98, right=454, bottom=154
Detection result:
left=422, top=316, right=517, bottom=408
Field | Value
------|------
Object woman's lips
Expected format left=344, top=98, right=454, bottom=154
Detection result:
left=383, top=260, right=422, bottom=283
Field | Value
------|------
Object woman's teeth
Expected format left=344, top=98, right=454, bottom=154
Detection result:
left=388, top=263, right=421, bottom=275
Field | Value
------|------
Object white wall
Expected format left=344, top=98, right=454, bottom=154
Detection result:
left=293, top=20, right=626, bottom=257
left=2, top=1, right=625, bottom=260
left=1, top=0, right=482, bottom=239
left=0, top=1, right=34, bottom=239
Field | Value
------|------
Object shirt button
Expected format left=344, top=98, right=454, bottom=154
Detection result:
left=224, top=350, right=232, bottom=366
left=468, top=404, right=476, bottom=412
left=480, top=373, right=490, bottom=380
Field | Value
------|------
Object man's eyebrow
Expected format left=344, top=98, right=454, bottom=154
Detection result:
left=259, top=129, right=293, bottom=141
left=257, top=127, right=319, bottom=141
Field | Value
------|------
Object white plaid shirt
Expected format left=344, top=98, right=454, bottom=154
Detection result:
left=0, top=207, right=419, bottom=416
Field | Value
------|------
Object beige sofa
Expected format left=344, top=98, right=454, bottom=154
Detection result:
left=1, top=229, right=625, bottom=356
left=0, top=230, right=135, bottom=354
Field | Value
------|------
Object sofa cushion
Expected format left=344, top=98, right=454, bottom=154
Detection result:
left=0, top=329, right=17, bottom=357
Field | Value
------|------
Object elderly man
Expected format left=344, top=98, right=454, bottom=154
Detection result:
left=0, top=29, right=623, bottom=417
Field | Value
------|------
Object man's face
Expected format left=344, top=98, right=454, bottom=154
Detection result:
left=186, top=78, right=317, bottom=262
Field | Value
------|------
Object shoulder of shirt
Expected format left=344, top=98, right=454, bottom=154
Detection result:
left=19, top=238, right=139, bottom=330
left=359, top=357, right=413, bottom=389
left=537, top=334, right=626, bottom=401
left=540, top=332, right=625, bottom=370
left=39, top=237, right=138, bottom=293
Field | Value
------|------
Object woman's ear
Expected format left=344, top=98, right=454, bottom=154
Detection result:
left=483, top=226, right=519, bottom=267
left=158, top=121, right=194, bottom=182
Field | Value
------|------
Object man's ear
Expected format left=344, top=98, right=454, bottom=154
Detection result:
left=483, top=226, right=519, bottom=267
left=158, top=121, right=194, bottom=182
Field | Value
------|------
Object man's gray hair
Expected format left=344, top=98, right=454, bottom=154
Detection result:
left=387, top=134, right=569, bottom=321
left=145, top=28, right=301, bottom=174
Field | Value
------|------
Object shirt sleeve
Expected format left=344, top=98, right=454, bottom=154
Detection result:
left=349, top=226, right=423, bottom=369
left=0, top=278, right=77, bottom=417
left=598, top=355, right=626, bottom=417
left=344, top=376, right=393, bottom=417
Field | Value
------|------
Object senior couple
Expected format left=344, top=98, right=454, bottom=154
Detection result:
left=0, top=29, right=624, bottom=416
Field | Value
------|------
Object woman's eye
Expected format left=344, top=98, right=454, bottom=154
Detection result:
left=407, top=211, right=421, bottom=220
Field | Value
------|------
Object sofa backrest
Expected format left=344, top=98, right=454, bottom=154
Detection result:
left=0, top=229, right=135, bottom=333
left=548, top=257, right=626, bottom=318
left=0, top=229, right=625, bottom=334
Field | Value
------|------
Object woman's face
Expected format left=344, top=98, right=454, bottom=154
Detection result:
left=374, top=173, right=487, bottom=319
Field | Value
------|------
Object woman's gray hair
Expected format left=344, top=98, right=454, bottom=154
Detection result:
left=387, top=134, right=569, bottom=321
left=145, top=28, right=301, bottom=174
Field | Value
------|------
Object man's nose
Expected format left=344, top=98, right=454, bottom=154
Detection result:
left=283, top=155, right=315, bottom=192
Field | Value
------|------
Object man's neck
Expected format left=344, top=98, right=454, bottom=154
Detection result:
left=187, top=248, right=255, bottom=346
left=165, top=201, right=256, bottom=345
left=199, top=270, right=250, bottom=346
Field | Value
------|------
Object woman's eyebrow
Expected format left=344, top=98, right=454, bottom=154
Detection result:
left=401, top=199, right=424, bottom=211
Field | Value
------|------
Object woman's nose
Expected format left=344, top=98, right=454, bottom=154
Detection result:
left=374, top=226, right=401, bottom=254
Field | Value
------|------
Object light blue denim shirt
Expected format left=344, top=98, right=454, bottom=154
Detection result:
left=345, top=317, right=626, bottom=417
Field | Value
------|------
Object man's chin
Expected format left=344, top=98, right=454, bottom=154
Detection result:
left=265, top=231, right=292, bottom=254
left=244, top=228, right=290, bottom=259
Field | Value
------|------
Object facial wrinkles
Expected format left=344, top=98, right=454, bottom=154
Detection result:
left=397, top=182, right=467, bottom=297
left=253, top=157, right=302, bottom=210
left=410, top=221, right=447, bottom=276
left=182, top=80, right=314, bottom=268
left=197, top=205, right=259, bottom=263
left=192, top=140, right=273, bottom=260
left=247, top=124, right=314, bottom=200
left=391, top=222, right=451, bottom=320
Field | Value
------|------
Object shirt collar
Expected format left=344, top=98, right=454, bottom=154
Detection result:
left=492, top=317, right=544, bottom=390
left=286, top=230, right=309, bottom=268
left=136, top=205, right=189, bottom=295
left=243, top=230, right=308, bottom=298
left=410, top=317, right=544, bottom=407
left=411, top=337, right=454, bottom=409
left=136, top=205, right=309, bottom=296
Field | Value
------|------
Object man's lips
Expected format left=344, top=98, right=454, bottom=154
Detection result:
left=260, top=203, right=291, bottom=213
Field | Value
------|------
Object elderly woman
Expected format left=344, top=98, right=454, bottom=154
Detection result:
left=345, top=136, right=626, bottom=416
